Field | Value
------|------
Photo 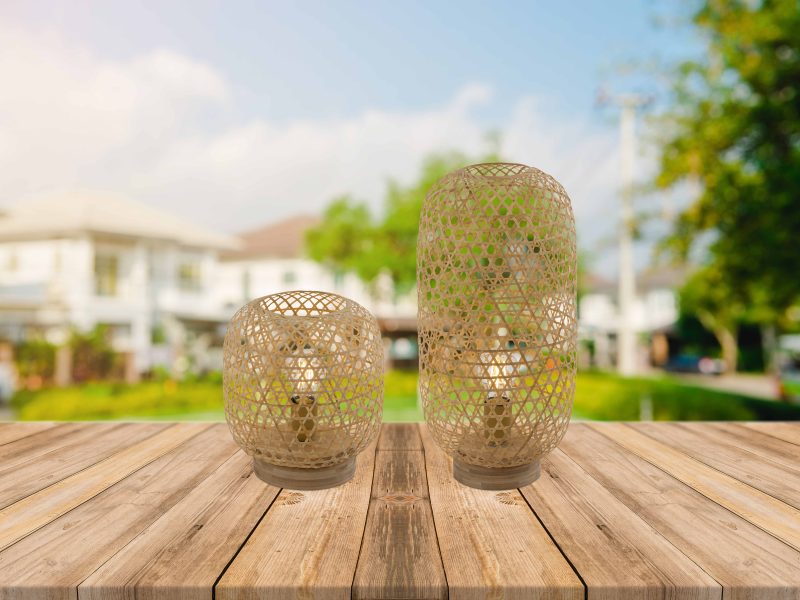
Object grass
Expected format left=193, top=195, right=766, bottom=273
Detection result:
left=11, top=372, right=423, bottom=422
left=11, top=369, right=800, bottom=422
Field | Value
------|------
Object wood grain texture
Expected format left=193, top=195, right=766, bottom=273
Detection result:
left=420, top=425, right=584, bottom=600
left=215, top=445, right=377, bottom=600
left=634, top=421, right=800, bottom=510
left=0, top=422, right=57, bottom=446
left=595, top=422, right=800, bottom=552
left=0, top=422, right=799, bottom=600
left=353, top=424, right=447, bottom=600
left=0, top=422, right=208, bottom=552
left=741, top=421, right=800, bottom=446
left=522, top=446, right=721, bottom=600
left=376, top=422, right=423, bottom=451
left=683, top=422, right=800, bottom=469
left=0, top=422, right=170, bottom=509
left=80, top=448, right=279, bottom=600
left=563, top=423, right=800, bottom=599
left=0, top=425, right=237, bottom=600
left=0, top=422, right=108, bottom=467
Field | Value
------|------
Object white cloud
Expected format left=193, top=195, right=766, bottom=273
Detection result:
left=0, top=22, right=630, bottom=273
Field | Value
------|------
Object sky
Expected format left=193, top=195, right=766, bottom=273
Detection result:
left=0, top=1, right=700, bottom=275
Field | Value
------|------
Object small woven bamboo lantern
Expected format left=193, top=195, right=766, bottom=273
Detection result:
left=223, top=291, right=383, bottom=490
left=418, top=163, right=577, bottom=490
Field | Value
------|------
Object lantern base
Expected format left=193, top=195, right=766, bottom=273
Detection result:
left=453, top=458, right=540, bottom=490
left=252, top=457, right=356, bottom=490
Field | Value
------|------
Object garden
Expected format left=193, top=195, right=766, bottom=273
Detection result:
left=12, top=369, right=800, bottom=422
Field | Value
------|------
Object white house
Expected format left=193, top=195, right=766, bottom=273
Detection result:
left=0, top=196, right=422, bottom=382
left=0, top=191, right=239, bottom=377
left=216, top=215, right=374, bottom=311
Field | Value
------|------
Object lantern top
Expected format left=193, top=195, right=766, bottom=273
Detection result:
left=461, top=162, right=530, bottom=179
left=243, top=290, right=356, bottom=318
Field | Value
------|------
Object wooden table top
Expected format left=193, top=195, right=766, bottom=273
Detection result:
left=1, top=421, right=800, bottom=600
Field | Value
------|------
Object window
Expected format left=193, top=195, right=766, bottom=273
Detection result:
left=95, top=253, right=119, bottom=296
left=178, top=262, right=202, bottom=292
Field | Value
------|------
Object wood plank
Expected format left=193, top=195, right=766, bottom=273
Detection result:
left=741, top=422, right=800, bottom=446
left=0, top=423, right=58, bottom=446
left=79, top=449, right=280, bottom=600
left=633, top=421, right=800, bottom=510
left=215, top=445, right=376, bottom=600
left=684, top=422, right=800, bottom=469
left=0, top=425, right=238, bottom=600
left=521, top=447, right=720, bottom=600
left=377, top=423, right=423, bottom=451
left=0, top=422, right=171, bottom=509
left=561, top=423, right=800, bottom=599
left=0, top=422, right=209, bottom=552
left=420, top=425, right=583, bottom=600
left=595, top=422, right=800, bottom=551
left=353, top=425, right=447, bottom=600
left=0, top=422, right=108, bottom=465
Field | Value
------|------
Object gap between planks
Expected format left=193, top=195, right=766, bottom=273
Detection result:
left=0, top=422, right=211, bottom=552
left=592, top=422, right=800, bottom=552
left=565, top=422, right=800, bottom=598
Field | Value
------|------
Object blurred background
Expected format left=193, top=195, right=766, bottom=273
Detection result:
left=1, top=0, right=798, bottom=422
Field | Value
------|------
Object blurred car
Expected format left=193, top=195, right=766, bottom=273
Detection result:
left=776, top=335, right=800, bottom=403
left=664, top=354, right=726, bottom=376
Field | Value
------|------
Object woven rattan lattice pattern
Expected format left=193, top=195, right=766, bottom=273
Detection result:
left=223, top=291, right=383, bottom=469
left=418, top=163, right=577, bottom=469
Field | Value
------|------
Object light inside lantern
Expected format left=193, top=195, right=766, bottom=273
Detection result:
left=290, top=355, right=320, bottom=443
left=477, top=351, right=513, bottom=446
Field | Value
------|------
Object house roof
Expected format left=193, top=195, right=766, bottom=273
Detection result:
left=637, top=265, right=689, bottom=291
left=0, top=191, right=238, bottom=250
left=222, top=214, right=320, bottom=260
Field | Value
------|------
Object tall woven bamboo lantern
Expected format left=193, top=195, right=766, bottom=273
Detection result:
left=223, top=291, right=383, bottom=490
left=418, top=163, right=577, bottom=490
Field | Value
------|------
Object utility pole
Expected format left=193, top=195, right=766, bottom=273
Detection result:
left=597, top=91, right=651, bottom=376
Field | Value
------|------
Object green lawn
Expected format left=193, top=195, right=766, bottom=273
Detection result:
left=11, top=370, right=800, bottom=422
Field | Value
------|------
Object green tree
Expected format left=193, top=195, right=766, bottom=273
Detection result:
left=305, top=197, right=374, bottom=282
left=307, top=151, right=496, bottom=295
left=654, top=0, right=800, bottom=349
left=679, top=264, right=745, bottom=372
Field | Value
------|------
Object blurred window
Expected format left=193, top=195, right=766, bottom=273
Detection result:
left=178, top=262, right=202, bottom=292
left=95, top=253, right=119, bottom=297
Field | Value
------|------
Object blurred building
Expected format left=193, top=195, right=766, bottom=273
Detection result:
left=0, top=196, right=418, bottom=381
left=579, top=267, right=684, bottom=370
left=0, top=192, right=238, bottom=379
left=216, top=215, right=371, bottom=310
left=217, top=215, right=417, bottom=369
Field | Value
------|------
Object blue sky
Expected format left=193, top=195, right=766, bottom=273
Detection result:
left=1, top=1, right=695, bottom=121
left=0, top=1, right=700, bottom=274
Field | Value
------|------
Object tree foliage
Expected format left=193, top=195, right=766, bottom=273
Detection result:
left=679, top=263, right=745, bottom=371
left=656, top=0, right=800, bottom=323
left=306, top=151, right=496, bottom=294
left=656, top=0, right=800, bottom=371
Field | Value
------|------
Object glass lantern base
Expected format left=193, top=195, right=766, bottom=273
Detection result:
left=252, top=457, right=356, bottom=490
left=453, top=458, right=541, bottom=490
